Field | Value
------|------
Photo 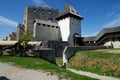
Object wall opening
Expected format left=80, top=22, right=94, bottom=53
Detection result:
left=33, top=9, right=36, bottom=13
left=73, top=33, right=84, bottom=46
left=48, top=19, right=53, bottom=22
left=49, top=10, right=51, bottom=15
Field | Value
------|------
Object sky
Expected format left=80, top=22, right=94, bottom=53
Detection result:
left=0, top=0, right=120, bottom=40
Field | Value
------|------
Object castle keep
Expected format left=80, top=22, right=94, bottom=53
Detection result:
left=18, top=6, right=60, bottom=41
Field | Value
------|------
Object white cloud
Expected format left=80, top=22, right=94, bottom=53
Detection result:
left=103, top=16, right=120, bottom=28
left=105, top=4, right=120, bottom=28
left=106, top=11, right=115, bottom=17
left=32, top=0, right=50, bottom=7
left=106, top=4, right=120, bottom=18
left=0, top=16, right=18, bottom=27
left=82, top=32, right=98, bottom=37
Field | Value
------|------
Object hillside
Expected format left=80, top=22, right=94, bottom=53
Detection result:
left=68, top=50, right=120, bottom=78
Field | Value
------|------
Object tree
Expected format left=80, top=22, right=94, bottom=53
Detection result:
left=19, top=30, right=32, bottom=56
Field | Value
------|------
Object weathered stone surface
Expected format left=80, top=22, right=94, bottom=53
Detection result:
left=17, top=23, right=25, bottom=40
left=47, top=41, right=68, bottom=56
left=33, top=19, right=61, bottom=41
left=24, top=6, right=59, bottom=37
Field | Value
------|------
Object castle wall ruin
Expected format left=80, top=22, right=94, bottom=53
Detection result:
left=24, top=6, right=59, bottom=38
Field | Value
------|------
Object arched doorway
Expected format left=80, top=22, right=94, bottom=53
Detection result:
left=73, top=33, right=84, bottom=46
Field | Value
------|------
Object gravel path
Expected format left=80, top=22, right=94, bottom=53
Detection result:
left=67, top=68, right=120, bottom=80
left=0, top=62, right=58, bottom=80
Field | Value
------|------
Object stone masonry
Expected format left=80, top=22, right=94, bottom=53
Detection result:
left=24, top=6, right=59, bottom=38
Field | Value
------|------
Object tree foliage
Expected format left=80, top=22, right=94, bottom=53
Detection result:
left=20, top=30, right=32, bottom=48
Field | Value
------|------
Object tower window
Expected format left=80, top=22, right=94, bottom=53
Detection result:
left=56, top=26, right=59, bottom=28
left=52, top=26, right=54, bottom=28
left=49, top=10, right=51, bottom=15
left=24, top=19, right=26, bottom=24
left=71, top=10, right=75, bottom=13
left=33, top=9, right=36, bottom=13
left=43, top=24, right=46, bottom=26
left=48, top=19, right=53, bottom=22
left=37, top=23, right=41, bottom=25
left=48, top=25, right=50, bottom=27
left=76, top=12, right=79, bottom=14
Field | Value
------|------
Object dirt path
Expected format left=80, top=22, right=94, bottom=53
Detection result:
left=67, top=68, right=120, bottom=80
left=0, top=62, right=58, bottom=80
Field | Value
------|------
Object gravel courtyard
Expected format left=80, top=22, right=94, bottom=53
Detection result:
left=0, top=62, right=58, bottom=80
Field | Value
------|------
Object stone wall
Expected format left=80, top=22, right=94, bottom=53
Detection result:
left=24, top=6, right=59, bottom=37
left=47, top=41, right=68, bottom=56
left=33, top=20, right=61, bottom=41
left=5, top=32, right=17, bottom=41
left=37, top=49, right=56, bottom=63
left=26, top=49, right=56, bottom=63
left=2, top=49, right=56, bottom=64
left=63, top=46, right=107, bottom=65
left=3, top=49, right=15, bottom=56
left=17, top=24, right=25, bottom=40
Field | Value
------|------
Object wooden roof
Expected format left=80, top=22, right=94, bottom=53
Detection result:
left=83, top=26, right=120, bottom=41
left=56, top=3, right=83, bottom=20
left=96, top=26, right=120, bottom=40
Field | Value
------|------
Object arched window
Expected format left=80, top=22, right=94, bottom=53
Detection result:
left=48, top=19, right=53, bottom=22
left=49, top=10, right=51, bottom=15
left=33, top=9, right=36, bottom=13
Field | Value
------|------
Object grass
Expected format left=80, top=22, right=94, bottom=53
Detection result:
left=68, top=50, right=120, bottom=78
left=56, top=57, right=63, bottom=66
left=0, top=56, right=97, bottom=80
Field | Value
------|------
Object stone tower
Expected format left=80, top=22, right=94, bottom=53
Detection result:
left=24, top=6, right=59, bottom=39
left=56, top=4, right=83, bottom=46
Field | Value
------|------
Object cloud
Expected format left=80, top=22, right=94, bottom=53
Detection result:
left=82, top=32, right=98, bottom=37
left=32, top=0, right=50, bottom=7
left=0, top=16, right=18, bottom=27
left=104, top=4, right=120, bottom=28
left=106, top=4, right=120, bottom=18
left=106, top=11, right=115, bottom=17
left=112, top=5, right=120, bottom=10
left=103, top=16, right=120, bottom=28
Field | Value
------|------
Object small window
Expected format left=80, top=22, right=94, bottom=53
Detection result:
left=24, top=19, right=26, bottom=24
left=76, top=12, right=79, bottom=14
left=56, top=26, right=59, bottom=28
left=49, top=10, right=51, bottom=15
left=33, top=9, right=36, bottom=13
left=43, top=24, right=46, bottom=26
left=52, top=26, right=54, bottom=28
left=71, top=10, right=74, bottom=13
left=48, top=19, right=52, bottom=22
left=48, top=25, right=50, bottom=27
left=38, top=23, right=41, bottom=25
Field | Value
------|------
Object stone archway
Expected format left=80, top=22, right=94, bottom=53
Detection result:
left=73, top=33, right=80, bottom=46
left=73, top=33, right=84, bottom=46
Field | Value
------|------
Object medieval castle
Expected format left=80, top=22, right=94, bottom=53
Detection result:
left=3, top=3, right=120, bottom=48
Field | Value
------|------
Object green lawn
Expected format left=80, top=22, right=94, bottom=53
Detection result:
left=68, top=50, right=120, bottom=78
left=0, top=56, right=97, bottom=80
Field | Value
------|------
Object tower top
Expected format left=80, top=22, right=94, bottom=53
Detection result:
left=56, top=3, right=83, bottom=20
